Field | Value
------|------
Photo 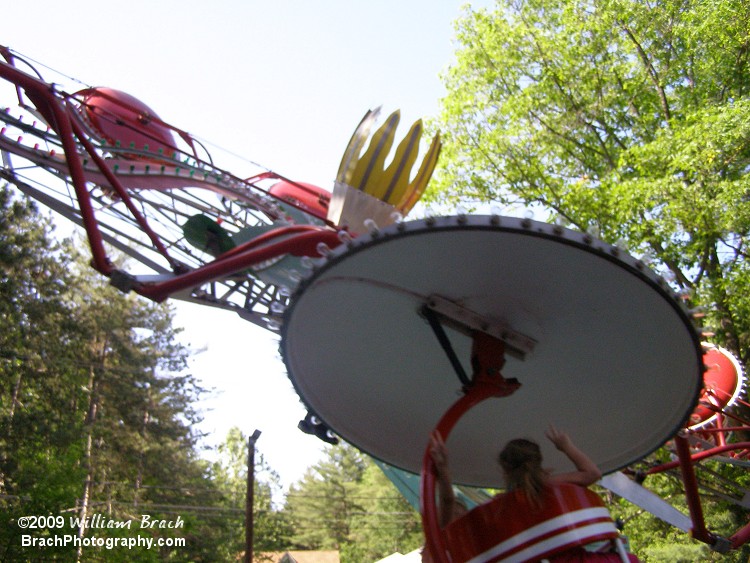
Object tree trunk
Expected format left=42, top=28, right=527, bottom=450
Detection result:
left=77, top=345, right=103, bottom=562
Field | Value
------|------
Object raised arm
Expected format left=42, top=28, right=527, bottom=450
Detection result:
left=429, top=431, right=458, bottom=527
left=545, top=425, right=602, bottom=487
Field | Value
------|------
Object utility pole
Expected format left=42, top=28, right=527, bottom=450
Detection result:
left=245, top=430, right=262, bottom=563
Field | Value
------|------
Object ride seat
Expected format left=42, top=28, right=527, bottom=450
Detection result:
left=443, top=483, right=628, bottom=562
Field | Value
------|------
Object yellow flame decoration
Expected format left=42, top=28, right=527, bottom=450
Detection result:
left=336, top=108, right=441, bottom=216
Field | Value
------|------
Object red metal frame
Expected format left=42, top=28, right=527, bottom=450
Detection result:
left=0, top=48, right=339, bottom=304
left=641, top=437, right=750, bottom=550
left=137, top=228, right=341, bottom=302
left=674, top=434, right=714, bottom=545
left=420, top=335, right=520, bottom=563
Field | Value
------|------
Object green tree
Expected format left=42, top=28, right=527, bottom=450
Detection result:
left=0, top=186, right=234, bottom=561
left=342, top=464, right=423, bottom=562
left=285, top=442, right=367, bottom=550
left=62, top=252, right=213, bottom=562
left=210, top=426, right=292, bottom=559
left=0, top=186, right=90, bottom=560
left=431, top=0, right=750, bottom=559
left=285, top=443, right=424, bottom=562
left=433, top=0, right=750, bottom=360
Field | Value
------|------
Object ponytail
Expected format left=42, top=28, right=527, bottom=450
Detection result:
left=498, top=439, right=547, bottom=507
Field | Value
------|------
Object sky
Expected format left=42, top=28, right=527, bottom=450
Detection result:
left=2, top=0, right=492, bottom=491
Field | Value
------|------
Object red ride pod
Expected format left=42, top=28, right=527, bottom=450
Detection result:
left=269, top=180, right=330, bottom=221
left=690, top=346, right=744, bottom=428
left=442, top=484, right=622, bottom=562
left=77, top=87, right=178, bottom=157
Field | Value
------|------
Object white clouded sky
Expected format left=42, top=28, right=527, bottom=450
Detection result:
left=2, top=0, right=490, bottom=489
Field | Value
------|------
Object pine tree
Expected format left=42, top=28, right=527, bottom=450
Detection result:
left=285, top=442, right=367, bottom=550
left=0, top=186, right=233, bottom=561
left=0, top=185, right=87, bottom=560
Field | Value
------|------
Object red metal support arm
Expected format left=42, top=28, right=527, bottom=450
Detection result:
left=645, top=441, right=750, bottom=475
left=1, top=59, right=115, bottom=275
left=67, top=110, right=180, bottom=269
left=421, top=383, right=509, bottom=563
left=673, top=434, right=714, bottom=545
left=421, top=334, right=520, bottom=563
left=136, top=228, right=341, bottom=302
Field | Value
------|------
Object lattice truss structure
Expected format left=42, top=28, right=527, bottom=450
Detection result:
left=0, top=46, right=439, bottom=331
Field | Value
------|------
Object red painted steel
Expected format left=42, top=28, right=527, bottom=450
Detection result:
left=443, top=484, right=619, bottom=562
left=691, top=348, right=743, bottom=427
left=77, top=87, right=179, bottom=157
left=0, top=53, right=340, bottom=303
left=269, top=180, right=330, bottom=221
left=674, top=434, right=714, bottom=545
left=421, top=335, right=520, bottom=563
left=137, top=228, right=341, bottom=302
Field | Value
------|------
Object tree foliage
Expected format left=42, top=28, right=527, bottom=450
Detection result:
left=342, top=464, right=423, bottom=562
left=210, top=426, right=293, bottom=559
left=432, top=0, right=750, bottom=360
left=285, top=443, right=368, bottom=550
left=431, top=0, right=750, bottom=559
left=0, top=186, right=259, bottom=561
left=0, top=186, right=422, bottom=561
left=0, top=186, right=87, bottom=560
left=285, top=442, right=423, bottom=562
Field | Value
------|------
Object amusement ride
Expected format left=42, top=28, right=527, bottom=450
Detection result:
left=2, top=45, right=749, bottom=561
